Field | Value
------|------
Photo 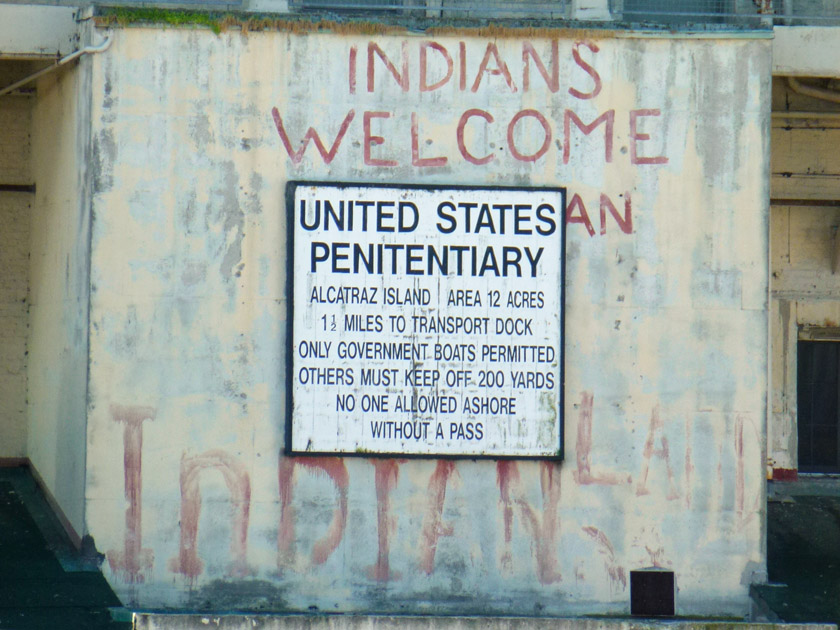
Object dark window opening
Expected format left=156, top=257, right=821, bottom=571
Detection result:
left=798, top=340, right=840, bottom=473
left=630, top=569, right=675, bottom=616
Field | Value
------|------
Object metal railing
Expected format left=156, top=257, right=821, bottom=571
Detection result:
left=289, top=0, right=570, bottom=19
left=285, top=0, right=840, bottom=24
left=611, top=0, right=840, bottom=24
left=3, top=0, right=840, bottom=24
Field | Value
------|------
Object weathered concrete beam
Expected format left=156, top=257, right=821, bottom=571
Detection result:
left=773, top=26, right=840, bottom=77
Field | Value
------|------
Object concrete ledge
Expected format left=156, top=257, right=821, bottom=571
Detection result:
left=773, top=26, right=840, bottom=76
left=133, top=614, right=838, bottom=630
left=0, top=4, right=79, bottom=58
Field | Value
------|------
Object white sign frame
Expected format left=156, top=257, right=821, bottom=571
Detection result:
left=286, top=182, right=565, bottom=459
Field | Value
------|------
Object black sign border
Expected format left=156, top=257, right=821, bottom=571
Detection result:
left=284, top=181, right=566, bottom=461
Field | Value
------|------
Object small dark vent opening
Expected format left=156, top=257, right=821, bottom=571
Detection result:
left=630, top=569, right=675, bottom=616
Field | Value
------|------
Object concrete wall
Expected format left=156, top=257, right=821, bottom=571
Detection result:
left=28, top=49, right=94, bottom=537
left=85, top=26, right=769, bottom=616
left=768, top=77, right=840, bottom=475
left=0, top=62, right=34, bottom=458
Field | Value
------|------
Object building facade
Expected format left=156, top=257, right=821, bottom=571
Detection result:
left=1, top=0, right=838, bottom=619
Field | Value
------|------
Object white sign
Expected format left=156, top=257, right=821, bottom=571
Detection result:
left=287, top=182, right=565, bottom=458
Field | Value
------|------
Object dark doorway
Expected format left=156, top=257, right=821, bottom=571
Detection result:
left=798, top=340, right=840, bottom=472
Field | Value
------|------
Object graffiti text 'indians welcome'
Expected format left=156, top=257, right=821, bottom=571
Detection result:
left=271, top=40, right=669, bottom=169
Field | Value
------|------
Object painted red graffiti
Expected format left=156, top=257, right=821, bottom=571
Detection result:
left=574, top=396, right=761, bottom=520
left=507, top=109, right=552, bottom=162
left=497, top=461, right=561, bottom=584
left=351, top=39, right=599, bottom=96
left=636, top=405, right=680, bottom=500
left=418, top=460, right=457, bottom=574
left=367, top=42, right=410, bottom=92
left=564, top=109, right=613, bottom=164
left=278, top=457, right=349, bottom=568
left=629, top=109, right=668, bottom=165
left=271, top=107, right=355, bottom=165
left=574, top=392, right=629, bottom=486
left=684, top=416, right=693, bottom=509
left=272, top=105, right=665, bottom=172
left=645, top=544, right=667, bottom=568
left=111, top=390, right=756, bottom=587
left=419, top=42, right=452, bottom=92
left=367, top=459, right=401, bottom=581
left=364, top=111, right=397, bottom=167
left=568, top=41, right=602, bottom=100
left=631, top=525, right=669, bottom=569
left=411, top=113, right=446, bottom=167
left=106, top=404, right=156, bottom=584
left=456, top=109, right=494, bottom=166
left=566, top=193, right=632, bottom=238
left=470, top=42, right=517, bottom=92
left=735, top=414, right=744, bottom=520
left=582, top=526, right=627, bottom=592
left=168, top=450, right=251, bottom=581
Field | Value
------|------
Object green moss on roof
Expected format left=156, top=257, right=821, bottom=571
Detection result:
left=94, top=8, right=405, bottom=35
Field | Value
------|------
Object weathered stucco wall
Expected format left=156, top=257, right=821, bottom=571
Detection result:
left=85, top=26, right=770, bottom=616
left=0, top=63, right=33, bottom=458
left=28, top=53, right=93, bottom=536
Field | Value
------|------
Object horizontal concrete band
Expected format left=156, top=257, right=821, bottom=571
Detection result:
left=133, top=615, right=838, bottom=630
